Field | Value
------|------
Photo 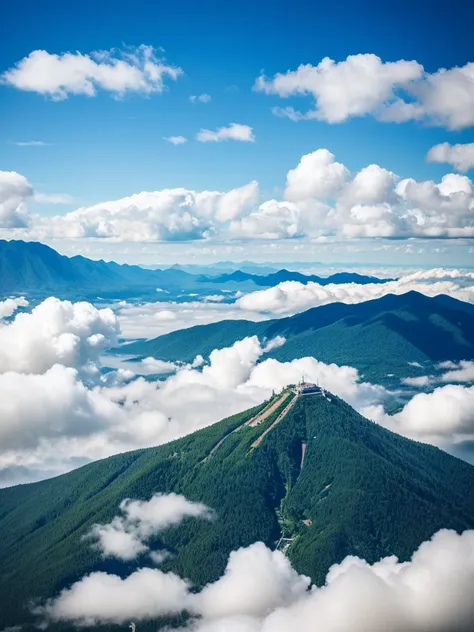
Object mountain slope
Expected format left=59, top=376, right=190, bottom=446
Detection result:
left=0, top=240, right=196, bottom=295
left=1, top=392, right=474, bottom=629
left=119, top=292, right=474, bottom=384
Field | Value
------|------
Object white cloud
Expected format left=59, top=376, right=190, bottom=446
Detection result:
left=284, top=149, right=349, bottom=201
left=2, top=148, right=474, bottom=241
left=87, top=493, right=213, bottom=560
left=439, top=360, right=474, bottom=383
left=196, top=123, right=255, bottom=143
left=164, top=136, right=188, bottom=145
left=255, top=54, right=474, bottom=129
left=40, top=529, right=474, bottom=631
left=39, top=567, right=191, bottom=625
left=427, top=142, right=474, bottom=172
left=190, top=94, right=211, bottom=103
left=0, top=364, right=117, bottom=451
left=195, top=542, right=310, bottom=619
left=1, top=45, right=182, bottom=100
left=17, top=181, right=259, bottom=242
left=115, top=299, right=266, bottom=339
left=0, top=297, right=119, bottom=375
left=255, top=54, right=423, bottom=123
left=0, top=296, right=28, bottom=319
left=237, top=268, right=474, bottom=315
left=0, top=170, right=32, bottom=227
left=366, top=383, right=474, bottom=449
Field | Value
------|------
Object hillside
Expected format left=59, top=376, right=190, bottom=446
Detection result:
left=119, top=291, right=474, bottom=384
left=1, top=391, right=474, bottom=630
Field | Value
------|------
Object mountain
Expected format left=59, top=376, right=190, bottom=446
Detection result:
left=0, top=240, right=195, bottom=296
left=199, top=268, right=392, bottom=286
left=119, top=292, right=474, bottom=384
left=1, top=391, right=474, bottom=630
left=0, top=241, right=389, bottom=299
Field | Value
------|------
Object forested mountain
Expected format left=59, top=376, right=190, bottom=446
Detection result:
left=119, top=291, right=474, bottom=384
left=1, top=392, right=474, bottom=630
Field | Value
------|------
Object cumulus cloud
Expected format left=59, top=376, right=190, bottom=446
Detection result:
left=0, top=297, right=119, bottom=375
left=195, top=542, right=310, bottom=619
left=164, top=136, right=188, bottom=145
left=0, top=296, right=28, bottom=319
left=39, top=567, right=191, bottom=625
left=87, top=493, right=213, bottom=561
left=1, top=45, right=182, bottom=100
left=0, top=364, right=117, bottom=451
left=19, top=181, right=259, bottom=242
left=255, top=54, right=474, bottom=129
left=427, top=142, right=474, bottom=172
left=0, top=170, right=33, bottom=227
left=40, top=529, right=474, bottom=631
left=237, top=268, right=474, bottom=315
left=284, top=149, right=349, bottom=201
left=366, top=383, right=474, bottom=452
left=2, top=148, right=474, bottom=241
left=196, top=123, right=255, bottom=143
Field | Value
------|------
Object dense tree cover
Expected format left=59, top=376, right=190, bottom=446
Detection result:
left=120, top=292, right=474, bottom=385
left=1, top=392, right=474, bottom=630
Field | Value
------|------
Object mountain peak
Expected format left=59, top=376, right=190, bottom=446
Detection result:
left=1, top=390, right=474, bottom=629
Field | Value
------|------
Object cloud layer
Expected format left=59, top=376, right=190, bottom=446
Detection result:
left=237, top=268, right=474, bottom=315
left=40, top=529, right=474, bottom=631
left=3, top=146, right=473, bottom=242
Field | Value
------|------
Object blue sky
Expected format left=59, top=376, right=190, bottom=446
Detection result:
left=1, top=0, right=474, bottom=265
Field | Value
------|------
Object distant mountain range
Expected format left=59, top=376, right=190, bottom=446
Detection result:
left=0, top=240, right=391, bottom=297
left=197, top=269, right=392, bottom=286
left=0, top=240, right=192, bottom=296
left=120, top=292, right=474, bottom=385
left=1, top=391, right=474, bottom=629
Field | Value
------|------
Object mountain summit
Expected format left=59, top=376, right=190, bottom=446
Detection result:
left=1, top=389, right=474, bottom=629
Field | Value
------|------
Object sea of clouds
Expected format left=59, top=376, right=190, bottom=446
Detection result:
left=1, top=286, right=474, bottom=487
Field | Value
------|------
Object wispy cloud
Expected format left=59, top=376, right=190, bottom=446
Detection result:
left=189, top=93, right=211, bottom=103
left=196, top=123, right=255, bottom=143
left=34, top=193, right=73, bottom=204
left=163, top=136, right=188, bottom=145
left=14, top=141, right=49, bottom=147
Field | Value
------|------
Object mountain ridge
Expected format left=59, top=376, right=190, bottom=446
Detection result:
left=118, top=291, right=474, bottom=384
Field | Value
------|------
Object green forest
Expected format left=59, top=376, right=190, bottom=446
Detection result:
left=2, top=392, right=474, bottom=630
